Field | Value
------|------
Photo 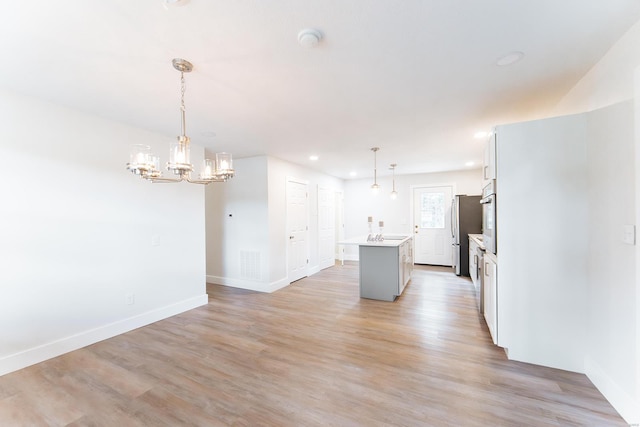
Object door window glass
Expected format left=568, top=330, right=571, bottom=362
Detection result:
left=420, top=192, right=445, bottom=229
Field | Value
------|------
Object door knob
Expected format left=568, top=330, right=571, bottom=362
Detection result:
left=289, top=236, right=294, bottom=239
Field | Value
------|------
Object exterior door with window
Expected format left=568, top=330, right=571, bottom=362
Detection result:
left=413, top=186, right=453, bottom=265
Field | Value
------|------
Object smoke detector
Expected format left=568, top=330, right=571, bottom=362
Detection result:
left=298, top=29, right=323, bottom=48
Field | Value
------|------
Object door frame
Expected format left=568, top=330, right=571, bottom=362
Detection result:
left=286, top=176, right=310, bottom=283
left=318, top=185, right=337, bottom=270
left=410, top=183, right=457, bottom=265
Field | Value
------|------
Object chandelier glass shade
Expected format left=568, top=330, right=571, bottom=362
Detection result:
left=127, top=58, right=234, bottom=184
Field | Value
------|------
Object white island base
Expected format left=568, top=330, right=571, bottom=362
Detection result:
left=341, top=236, right=413, bottom=301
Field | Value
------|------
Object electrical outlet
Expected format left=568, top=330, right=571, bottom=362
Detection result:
left=125, top=293, right=135, bottom=305
left=623, top=224, right=635, bottom=245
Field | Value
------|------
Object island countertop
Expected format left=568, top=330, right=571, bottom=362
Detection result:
left=338, top=235, right=412, bottom=247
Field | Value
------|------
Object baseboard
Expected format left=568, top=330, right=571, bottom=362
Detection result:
left=0, top=294, right=208, bottom=377
left=207, top=275, right=291, bottom=293
left=308, top=265, right=321, bottom=276
left=207, top=268, right=328, bottom=294
left=585, top=356, right=639, bottom=425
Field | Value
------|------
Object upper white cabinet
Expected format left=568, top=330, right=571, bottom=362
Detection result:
left=483, top=132, right=497, bottom=181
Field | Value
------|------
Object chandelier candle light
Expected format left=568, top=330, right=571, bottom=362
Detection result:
left=126, top=58, right=234, bottom=184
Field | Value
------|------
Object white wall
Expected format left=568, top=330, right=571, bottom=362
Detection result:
left=342, top=168, right=482, bottom=260
left=0, top=90, right=208, bottom=376
left=205, top=156, right=270, bottom=290
left=584, top=100, right=638, bottom=423
left=267, top=157, right=344, bottom=279
left=550, top=18, right=640, bottom=424
left=554, top=19, right=640, bottom=115
left=205, top=155, right=343, bottom=292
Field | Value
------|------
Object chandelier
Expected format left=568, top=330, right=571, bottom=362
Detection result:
left=126, top=58, right=234, bottom=184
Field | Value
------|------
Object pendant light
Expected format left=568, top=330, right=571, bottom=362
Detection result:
left=371, top=147, right=380, bottom=194
left=390, top=163, right=398, bottom=200
left=126, top=59, right=234, bottom=184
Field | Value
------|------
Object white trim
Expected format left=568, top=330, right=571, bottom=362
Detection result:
left=318, top=185, right=337, bottom=271
left=585, top=356, right=639, bottom=425
left=410, top=183, right=457, bottom=265
left=286, top=176, right=310, bottom=283
left=343, top=253, right=359, bottom=262
left=207, top=275, right=290, bottom=293
left=0, top=294, right=208, bottom=377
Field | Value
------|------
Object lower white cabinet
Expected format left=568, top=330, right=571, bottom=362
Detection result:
left=483, top=252, right=498, bottom=344
left=469, top=238, right=479, bottom=291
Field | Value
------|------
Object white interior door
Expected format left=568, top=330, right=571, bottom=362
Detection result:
left=287, top=179, right=309, bottom=282
left=335, top=191, right=345, bottom=265
left=413, top=185, right=453, bottom=265
left=318, top=186, right=336, bottom=270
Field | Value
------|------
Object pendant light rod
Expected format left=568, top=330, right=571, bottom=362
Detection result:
left=371, top=147, right=380, bottom=191
left=390, top=163, right=398, bottom=200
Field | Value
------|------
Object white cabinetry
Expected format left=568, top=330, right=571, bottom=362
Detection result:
left=483, top=252, right=497, bottom=345
left=469, top=237, right=479, bottom=290
left=483, top=132, right=497, bottom=181
left=398, top=239, right=413, bottom=295
left=496, top=114, right=587, bottom=371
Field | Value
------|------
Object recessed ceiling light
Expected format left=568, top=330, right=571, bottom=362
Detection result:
left=309, top=155, right=319, bottom=161
left=474, top=131, right=489, bottom=139
left=163, top=0, right=189, bottom=7
left=496, top=51, right=524, bottom=66
left=349, top=171, right=357, bottom=177
left=465, top=161, right=475, bottom=167
left=298, top=29, right=323, bottom=48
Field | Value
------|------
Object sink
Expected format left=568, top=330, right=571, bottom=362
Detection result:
left=383, top=235, right=408, bottom=240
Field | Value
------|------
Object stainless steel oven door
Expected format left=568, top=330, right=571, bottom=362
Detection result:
left=480, top=193, right=496, bottom=254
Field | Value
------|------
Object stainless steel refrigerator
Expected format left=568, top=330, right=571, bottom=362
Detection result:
left=451, top=195, right=482, bottom=276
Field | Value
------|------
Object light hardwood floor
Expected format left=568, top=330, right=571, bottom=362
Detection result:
left=0, top=263, right=627, bottom=426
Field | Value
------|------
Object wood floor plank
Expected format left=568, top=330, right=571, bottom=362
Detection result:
left=0, top=263, right=627, bottom=426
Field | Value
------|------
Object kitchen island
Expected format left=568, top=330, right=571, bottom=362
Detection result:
left=339, top=235, right=413, bottom=301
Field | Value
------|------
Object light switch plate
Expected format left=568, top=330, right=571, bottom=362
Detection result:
left=623, top=224, right=635, bottom=245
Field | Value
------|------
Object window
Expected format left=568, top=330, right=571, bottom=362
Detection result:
left=420, top=192, right=445, bottom=229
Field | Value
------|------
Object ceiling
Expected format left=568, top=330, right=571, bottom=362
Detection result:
left=2, top=1, right=640, bottom=179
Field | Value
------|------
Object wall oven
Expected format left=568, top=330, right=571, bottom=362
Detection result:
left=480, top=180, right=496, bottom=255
